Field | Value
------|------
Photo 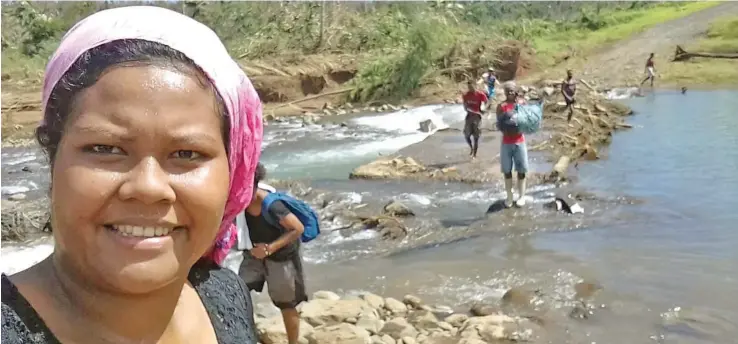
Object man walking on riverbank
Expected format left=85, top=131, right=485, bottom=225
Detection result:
left=239, top=163, right=308, bottom=344
left=462, top=80, right=489, bottom=159
left=562, top=69, right=577, bottom=122
left=496, top=81, right=529, bottom=207
left=640, top=53, right=656, bottom=88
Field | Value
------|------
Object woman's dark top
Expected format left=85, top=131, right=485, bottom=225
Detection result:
left=1, top=260, right=258, bottom=343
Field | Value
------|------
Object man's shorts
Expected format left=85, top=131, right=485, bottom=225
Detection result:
left=500, top=142, right=529, bottom=174
left=464, top=114, right=482, bottom=138
left=238, top=251, right=308, bottom=309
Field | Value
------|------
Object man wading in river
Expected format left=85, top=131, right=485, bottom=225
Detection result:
left=562, top=69, right=577, bottom=122
left=462, top=80, right=489, bottom=159
left=496, top=82, right=529, bottom=207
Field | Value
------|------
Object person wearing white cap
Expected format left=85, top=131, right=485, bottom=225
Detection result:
left=496, top=81, right=529, bottom=207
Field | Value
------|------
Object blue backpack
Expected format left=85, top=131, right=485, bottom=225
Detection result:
left=262, top=191, right=321, bottom=243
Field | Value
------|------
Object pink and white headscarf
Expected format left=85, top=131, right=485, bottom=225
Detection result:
left=41, top=6, right=263, bottom=265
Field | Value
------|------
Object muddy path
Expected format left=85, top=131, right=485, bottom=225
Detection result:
left=539, top=2, right=738, bottom=88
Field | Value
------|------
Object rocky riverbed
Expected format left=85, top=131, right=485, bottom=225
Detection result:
left=255, top=289, right=552, bottom=344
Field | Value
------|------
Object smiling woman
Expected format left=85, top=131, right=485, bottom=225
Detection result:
left=1, top=6, right=262, bottom=344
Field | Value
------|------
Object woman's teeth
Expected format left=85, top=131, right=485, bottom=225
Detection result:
left=112, top=225, right=172, bottom=237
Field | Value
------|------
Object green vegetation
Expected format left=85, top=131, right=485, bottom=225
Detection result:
left=662, top=17, right=738, bottom=87
left=0, top=1, right=722, bottom=100
left=697, top=17, right=738, bottom=53
left=533, top=1, right=719, bottom=65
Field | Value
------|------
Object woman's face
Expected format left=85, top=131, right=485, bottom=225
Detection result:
left=51, top=64, right=230, bottom=294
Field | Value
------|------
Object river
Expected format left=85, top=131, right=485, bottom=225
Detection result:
left=2, top=90, right=737, bottom=343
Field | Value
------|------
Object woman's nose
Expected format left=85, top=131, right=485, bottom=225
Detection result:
left=117, top=157, right=176, bottom=204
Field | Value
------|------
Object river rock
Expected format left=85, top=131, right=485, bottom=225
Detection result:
left=444, top=313, right=469, bottom=327
left=574, top=281, right=603, bottom=300
left=501, top=287, right=535, bottom=310
left=306, top=323, right=371, bottom=344
left=402, top=294, right=423, bottom=309
left=8, top=193, right=27, bottom=201
left=383, top=201, right=414, bottom=217
left=470, top=303, right=499, bottom=316
left=360, top=292, right=386, bottom=310
left=428, top=305, right=455, bottom=318
left=256, top=315, right=314, bottom=344
left=384, top=297, right=408, bottom=315
left=459, top=314, right=538, bottom=342
left=380, top=317, right=418, bottom=340
left=380, top=225, right=408, bottom=240
left=423, top=333, right=457, bottom=344
left=356, top=312, right=384, bottom=335
left=407, top=310, right=440, bottom=330
left=400, top=336, right=416, bottom=344
left=542, top=86, right=556, bottom=97
left=349, top=156, right=426, bottom=180
left=486, top=199, right=507, bottom=214
left=418, top=119, right=437, bottom=133
left=313, top=290, right=341, bottom=301
left=299, top=299, right=375, bottom=326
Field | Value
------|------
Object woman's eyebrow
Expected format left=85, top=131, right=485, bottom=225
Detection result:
left=67, top=123, right=132, bottom=140
left=169, top=132, right=221, bottom=146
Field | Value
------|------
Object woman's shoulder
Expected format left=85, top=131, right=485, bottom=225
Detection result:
left=2, top=274, right=58, bottom=344
left=188, top=260, right=258, bottom=343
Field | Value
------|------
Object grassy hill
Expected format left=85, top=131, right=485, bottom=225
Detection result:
left=2, top=1, right=722, bottom=104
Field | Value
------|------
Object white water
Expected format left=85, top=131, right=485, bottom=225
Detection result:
left=261, top=104, right=466, bottom=179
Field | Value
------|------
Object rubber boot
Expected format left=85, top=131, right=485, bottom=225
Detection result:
left=504, top=179, right=514, bottom=208
left=515, top=178, right=527, bottom=207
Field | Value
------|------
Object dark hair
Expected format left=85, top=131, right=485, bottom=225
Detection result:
left=253, top=163, right=266, bottom=190
left=37, top=39, right=230, bottom=169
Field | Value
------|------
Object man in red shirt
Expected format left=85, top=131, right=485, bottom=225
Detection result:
left=496, top=81, right=528, bottom=207
left=462, top=80, right=489, bottom=159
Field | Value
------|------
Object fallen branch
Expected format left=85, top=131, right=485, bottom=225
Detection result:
left=673, top=45, right=738, bottom=62
left=578, top=78, right=597, bottom=92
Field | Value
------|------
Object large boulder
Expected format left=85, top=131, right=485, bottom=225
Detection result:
left=299, top=299, right=376, bottom=327
left=350, top=156, right=426, bottom=180
left=306, top=323, right=372, bottom=344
